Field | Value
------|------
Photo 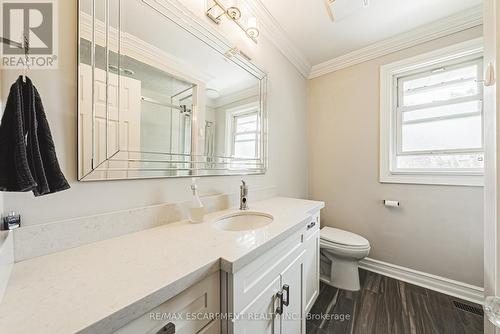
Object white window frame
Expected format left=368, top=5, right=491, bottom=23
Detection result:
left=224, top=102, right=260, bottom=159
left=380, top=38, right=484, bottom=187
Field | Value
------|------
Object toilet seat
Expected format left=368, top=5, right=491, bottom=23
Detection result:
left=320, top=238, right=370, bottom=252
left=320, top=227, right=369, bottom=248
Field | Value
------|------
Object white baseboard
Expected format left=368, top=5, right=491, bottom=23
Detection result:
left=359, top=257, right=484, bottom=305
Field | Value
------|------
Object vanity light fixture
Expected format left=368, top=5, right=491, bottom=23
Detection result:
left=206, top=0, right=260, bottom=43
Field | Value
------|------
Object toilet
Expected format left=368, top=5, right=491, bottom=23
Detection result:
left=320, top=227, right=370, bottom=291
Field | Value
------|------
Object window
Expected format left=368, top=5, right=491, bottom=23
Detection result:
left=231, top=111, right=259, bottom=158
left=225, top=102, right=261, bottom=161
left=380, top=39, right=484, bottom=186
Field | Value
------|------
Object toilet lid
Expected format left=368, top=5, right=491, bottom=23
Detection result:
left=321, top=227, right=369, bottom=247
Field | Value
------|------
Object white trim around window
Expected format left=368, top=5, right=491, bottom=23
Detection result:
left=224, top=101, right=260, bottom=158
left=379, top=38, right=484, bottom=187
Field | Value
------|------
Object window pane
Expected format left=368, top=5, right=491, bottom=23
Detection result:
left=401, top=64, right=479, bottom=107
left=234, top=141, right=256, bottom=158
left=390, top=56, right=485, bottom=176
left=397, top=153, right=484, bottom=170
left=235, top=134, right=257, bottom=141
left=236, top=122, right=257, bottom=132
left=235, top=114, right=258, bottom=132
left=403, top=64, right=478, bottom=91
left=402, top=81, right=478, bottom=107
left=401, top=115, right=482, bottom=152
left=403, top=101, right=481, bottom=122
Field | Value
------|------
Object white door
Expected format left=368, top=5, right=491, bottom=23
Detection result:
left=106, top=68, right=141, bottom=179
left=79, top=64, right=141, bottom=179
left=483, top=1, right=500, bottom=333
left=281, top=251, right=306, bottom=334
left=304, top=229, right=320, bottom=313
left=233, top=276, right=281, bottom=334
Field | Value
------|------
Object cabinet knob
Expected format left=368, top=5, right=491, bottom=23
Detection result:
left=307, top=221, right=316, bottom=230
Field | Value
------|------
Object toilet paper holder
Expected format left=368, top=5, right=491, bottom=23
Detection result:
left=384, top=200, right=400, bottom=208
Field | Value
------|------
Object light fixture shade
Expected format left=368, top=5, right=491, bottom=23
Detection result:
left=226, top=6, right=242, bottom=20
left=362, top=0, right=370, bottom=8
left=246, top=27, right=259, bottom=39
left=246, top=16, right=259, bottom=40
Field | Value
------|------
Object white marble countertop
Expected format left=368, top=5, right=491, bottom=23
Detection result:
left=0, top=197, right=324, bottom=334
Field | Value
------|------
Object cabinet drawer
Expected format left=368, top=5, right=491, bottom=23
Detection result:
left=113, top=272, right=220, bottom=334
left=303, top=212, right=320, bottom=241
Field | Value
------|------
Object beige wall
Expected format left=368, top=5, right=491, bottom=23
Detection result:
left=308, top=27, right=484, bottom=286
left=0, top=0, right=308, bottom=227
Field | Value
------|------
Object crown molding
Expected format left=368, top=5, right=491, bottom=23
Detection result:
left=246, top=0, right=312, bottom=77
left=213, top=85, right=260, bottom=108
left=309, top=5, right=484, bottom=79
left=79, top=12, right=213, bottom=84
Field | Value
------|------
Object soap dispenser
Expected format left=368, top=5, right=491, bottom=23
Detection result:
left=188, top=178, right=204, bottom=223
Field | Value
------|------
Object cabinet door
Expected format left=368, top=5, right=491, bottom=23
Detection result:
left=304, top=229, right=320, bottom=313
left=233, top=276, right=281, bottom=334
left=281, top=251, right=306, bottom=334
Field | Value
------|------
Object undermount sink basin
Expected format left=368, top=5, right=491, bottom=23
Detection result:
left=212, top=211, right=274, bottom=231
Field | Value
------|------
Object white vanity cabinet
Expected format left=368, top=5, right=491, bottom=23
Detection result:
left=224, top=212, right=321, bottom=334
left=112, top=212, right=321, bottom=334
left=113, top=272, right=220, bottom=334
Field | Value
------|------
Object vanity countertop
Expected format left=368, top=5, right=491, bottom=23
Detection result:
left=0, top=197, right=324, bottom=334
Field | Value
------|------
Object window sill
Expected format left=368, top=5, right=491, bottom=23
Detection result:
left=380, top=172, right=484, bottom=187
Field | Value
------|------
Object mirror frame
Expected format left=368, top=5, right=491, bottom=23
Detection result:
left=77, top=0, right=268, bottom=181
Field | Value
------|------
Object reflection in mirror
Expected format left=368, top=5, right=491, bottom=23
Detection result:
left=78, top=0, right=267, bottom=180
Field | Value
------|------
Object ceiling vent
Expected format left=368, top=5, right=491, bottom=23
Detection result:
left=325, top=0, right=369, bottom=22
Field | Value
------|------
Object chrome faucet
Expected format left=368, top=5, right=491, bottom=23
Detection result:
left=240, top=180, right=249, bottom=210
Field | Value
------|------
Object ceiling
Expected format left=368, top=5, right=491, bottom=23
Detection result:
left=262, top=0, right=482, bottom=66
left=82, top=0, right=259, bottom=99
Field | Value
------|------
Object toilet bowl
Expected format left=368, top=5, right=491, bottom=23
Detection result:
left=320, top=227, right=370, bottom=291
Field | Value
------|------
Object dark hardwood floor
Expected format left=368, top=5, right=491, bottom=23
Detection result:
left=307, top=270, right=484, bottom=334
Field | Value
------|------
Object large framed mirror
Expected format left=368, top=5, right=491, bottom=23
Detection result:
left=78, top=0, right=267, bottom=181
